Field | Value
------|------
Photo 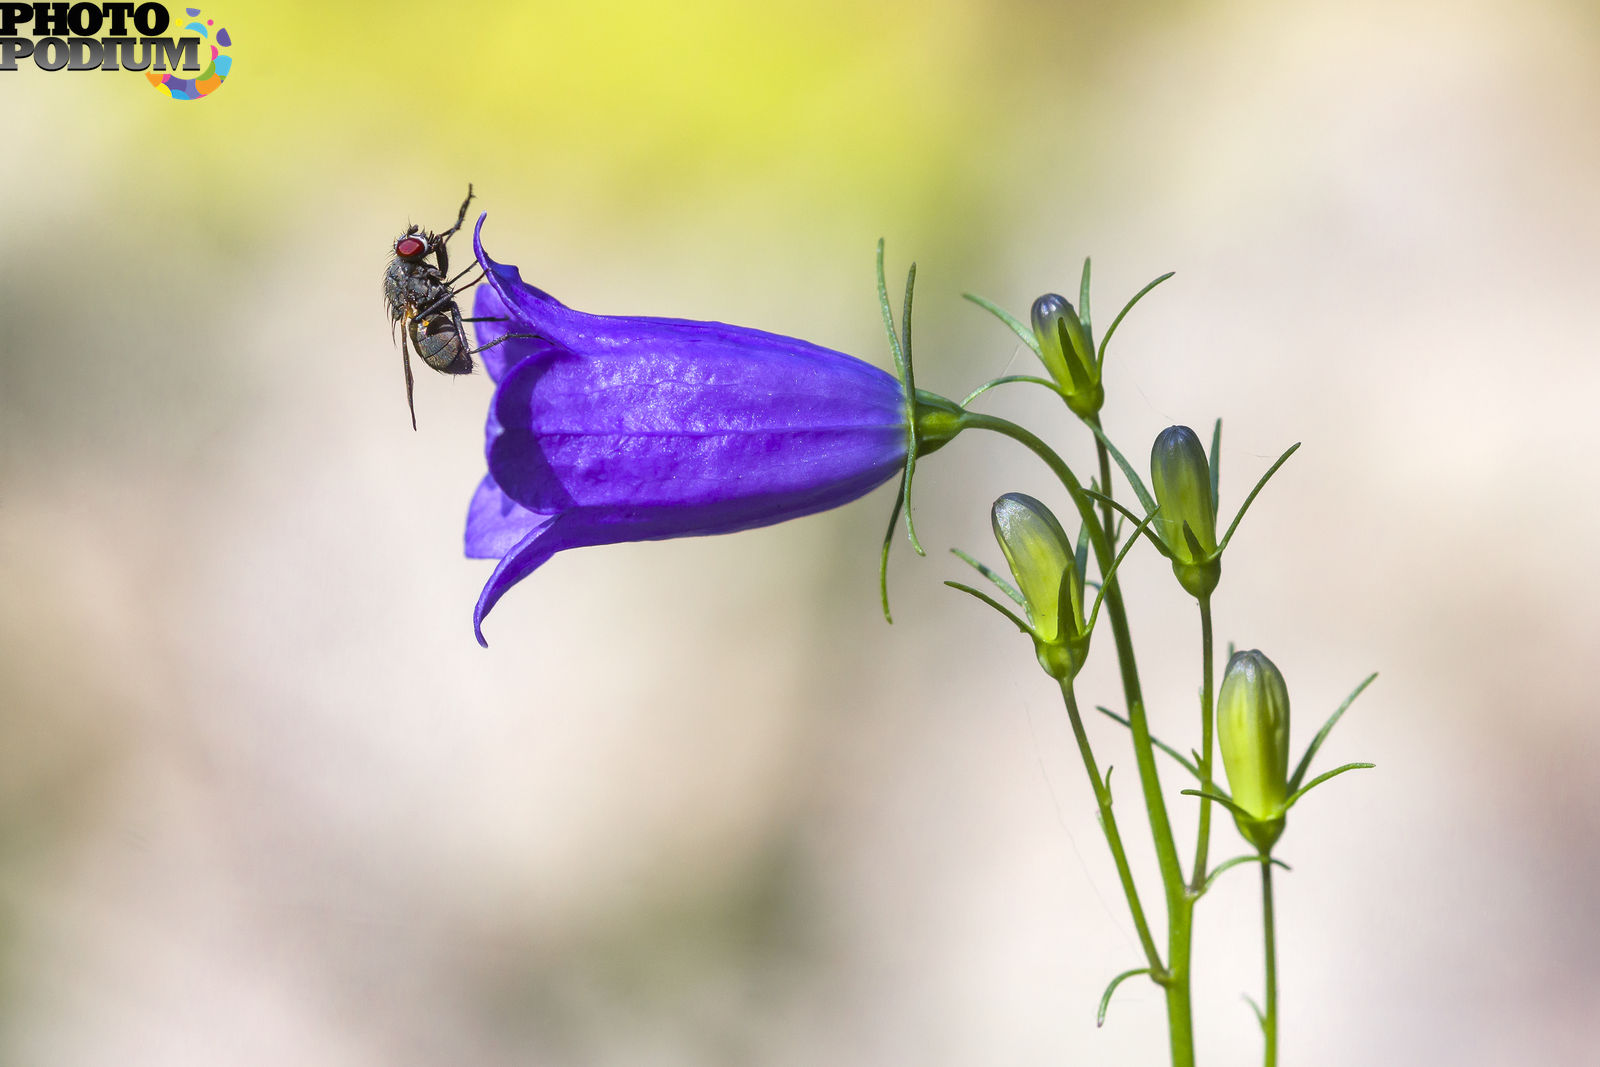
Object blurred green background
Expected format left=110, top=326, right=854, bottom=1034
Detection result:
left=4, top=0, right=1598, bottom=1062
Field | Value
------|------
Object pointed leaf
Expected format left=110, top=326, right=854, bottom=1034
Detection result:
left=1079, top=257, right=1093, bottom=335
left=945, top=581, right=1032, bottom=634
left=1215, top=441, right=1301, bottom=554
left=878, top=468, right=906, bottom=623
left=1096, top=706, right=1200, bottom=779
left=962, top=292, right=1042, bottom=356
left=1087, top=505, right=1161, bottom=631
left=1281, top=762, right=1375, bottom=812
left=960, top=374, right=1066, bottom=407
left=1083, top=489, right=1171, bottom=558
left=1074, top=520, right=1090, bottom=609
left=1097, top=967, right=1151, bottom=1027
left=1086, top=422, right=1158, bottom=514
left=1181, top=787, right=1254, bottom=822
left=1244, top=994, right=1266, bottom=1030
left=1288, top=672, right=1378, bottom=792
left=950, top=548, right=1026, bottom=608
left=875, top=240, right=905, bottom=380
left=1208, top=418, right=1222, bottom=522
left=1199, top=854, right=1291, bottom=897
left=1097, top=270, right=1175, bottom=368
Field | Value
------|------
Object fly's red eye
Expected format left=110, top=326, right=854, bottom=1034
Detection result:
left=396, top=235, right=426, bottom=258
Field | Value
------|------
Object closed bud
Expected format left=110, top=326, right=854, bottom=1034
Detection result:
left=1149, top=424, right=1220, bottom=598
left=1217, top=649, right=1291, bottom=851
left=1030, top=294, right=1102, bottom=417
left=991, top=493, right=1087, bottom=678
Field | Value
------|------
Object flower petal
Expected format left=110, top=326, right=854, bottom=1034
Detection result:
left=470, top=283, right=556, bottom=384
left=486, top=330, right=905, bottom=515
left=464, top=474, right=551, bottom=559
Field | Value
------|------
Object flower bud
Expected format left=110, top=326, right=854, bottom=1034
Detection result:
left=1217, top=649, right=1291, bottom=851
left=1030, top=294, right=1102, bottom=417
left=1149, top=425, right=1220, bottom=599
left=991, top=493, right=1086, bottom=678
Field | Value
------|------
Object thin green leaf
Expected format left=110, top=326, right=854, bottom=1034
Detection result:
left=878, top=468, right=906, bottom=623
left=1215, top=441, right=1301, bottom=554
left=1208, top=418, right=1222, bottom=522
left=1097, top=270, right=1175, bottom=368
left=897, top=262, right=925, bottom=557
left=1244, top=994, right=1266, bottom=1030
left=1086, top=422, right=1158, bottom=514
left=950, top=548, right=1026, bottom=608
left=1078, top=257, right=1093, bottom=336
left=1083, top=489, right=1171, bottom=558
left=1281, top=762, right=1375, bottom=812
left=1181, top=787, right=1253, bottom=821
left=1073, top=521, right=1090, bottom=609
left=1096, top=706, right=1200, bottom=779
left=945, top=581, right=1032, bottom=634
left=1087, top=505, right=1161, bottom=632
left=875, top=240, right=905, bottom=380
left=960, top=374, right=1066, bottom=407
left=962, top=292, right=1042, bottom=356
left=1288, top=672, right=1378, bottom=792
left=1199, top=854, right=1291, bottom=897
left=1097, top=967, right=1151, bottom=1027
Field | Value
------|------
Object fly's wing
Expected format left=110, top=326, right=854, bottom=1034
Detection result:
left=400, top=309, right=418, bottom=431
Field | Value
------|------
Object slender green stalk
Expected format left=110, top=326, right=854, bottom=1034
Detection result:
left=1089, top=416, right=1118, bottom=550
left=1190, top=595, right=1216, bottom=889
left=1060, top=678, right=1163, bottom=973
left=954, top=409, right=1194, bottom=1066
left=1262, top=856, right=1279, bottom=1067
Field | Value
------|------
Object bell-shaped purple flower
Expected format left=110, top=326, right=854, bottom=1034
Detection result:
left=464, top=217, right=912, bottom=646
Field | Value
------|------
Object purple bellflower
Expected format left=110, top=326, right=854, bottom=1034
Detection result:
left=464, top=217, right=957, bottom=646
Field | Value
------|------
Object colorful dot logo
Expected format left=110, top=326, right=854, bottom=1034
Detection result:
left=147, top=8, right=232, bottom=100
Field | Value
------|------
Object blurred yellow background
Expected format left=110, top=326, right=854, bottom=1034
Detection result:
left=3, top=0, right=1597, bottom=1062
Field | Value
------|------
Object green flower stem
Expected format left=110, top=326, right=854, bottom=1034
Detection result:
left=1262, top=854, right=1279, bottom=1067
left=1190, top=595, right=1217, bottom=890
left=1060, top=678, right=1163, bottom=973
left=955, top=409, right=1194, bottom=1067
left=1089, top=415, right=1118, bottom=550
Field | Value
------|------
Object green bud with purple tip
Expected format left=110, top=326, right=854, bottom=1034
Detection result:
left=1031, top=294, right=1103, bottom=418
left=1217, top=649, right=1291, bottom=851
left=1150, top=424, right=1220, bottom=599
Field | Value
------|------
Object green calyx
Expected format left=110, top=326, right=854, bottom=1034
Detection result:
left=990, top=492, right=1088, bottom=678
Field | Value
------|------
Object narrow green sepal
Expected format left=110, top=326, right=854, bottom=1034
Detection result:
left=1208, top=418, right=1223, bottom=522
left=878, top=467, right=907, bottom=623
left=1281, top=761, right=1375, bottom=812
left=944, top=580, right=1032, bottom=634
left=1288, top=672, right=1378, bottom=792
left=1097, top=270, right=1174, bottom=367
left=950, top=547, right=1026, bottom=608
left=1097, top=967, right=1152, bottom=1027
left=1215, top=441, right=1301, bottom=554
left=1199, top=853, right=1291, bottom=897
left=1181, top=787, right=1255, bottom=823
left=1078, top=257, right=1093, bottom=338
left=962, top=292, right=1042, bottom=356
left=960, top=374, right=1065, bottom=407
left=1097, top=706, right=1201, bottom=779
left=1086, top=422, right=1158, bottom=515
